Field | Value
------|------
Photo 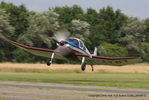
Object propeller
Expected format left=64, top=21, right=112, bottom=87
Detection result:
left=53, top=30, right=70, bottom=46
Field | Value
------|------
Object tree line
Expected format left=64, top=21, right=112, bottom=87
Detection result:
left=0, top=1, right=149, bottom=65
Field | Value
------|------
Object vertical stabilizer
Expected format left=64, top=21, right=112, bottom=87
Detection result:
left=92, top=47, right=97, bottom=56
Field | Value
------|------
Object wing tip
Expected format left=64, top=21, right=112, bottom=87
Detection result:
left=6, top=40, right=54, bottom=52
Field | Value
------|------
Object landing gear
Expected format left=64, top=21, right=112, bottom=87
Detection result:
left=81, top=57, right=86, bottom=71
left=47, top=59, right=51, bottom=66
left=47, top=53, right=54, bottom=66
left=81, top=63, right=86, bottom=71
left=91, top=65, right=94, bottom=72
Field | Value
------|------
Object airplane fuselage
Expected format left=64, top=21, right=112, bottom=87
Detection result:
left=54, top=39, right=90, bottom=58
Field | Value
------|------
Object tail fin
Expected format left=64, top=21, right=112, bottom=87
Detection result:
left=92, top=47, right=97, bottom=56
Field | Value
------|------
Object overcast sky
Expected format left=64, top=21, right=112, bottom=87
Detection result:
left=1, top=0, right=149, bottom=19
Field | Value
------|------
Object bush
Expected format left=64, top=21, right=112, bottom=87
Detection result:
left=140, top=42, right=149, bottom=62
left=98, top=42, right=129, bottom=57
left=96, top=42, right=142, bottom=65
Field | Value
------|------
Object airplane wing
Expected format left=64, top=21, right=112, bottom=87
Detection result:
left=74, top=52, right=138, bottom=65
left=92, top=55, right=138, bottom=60
left=6, top=40, right=138, bottom=63
left=6, top=40, right=54, bottom=58
left=74, top=52, right=138, bottom=60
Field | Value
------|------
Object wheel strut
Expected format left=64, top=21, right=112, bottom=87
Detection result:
left=81, top=57, right=86, bottom=71
left=91, top=65, right=94, bottom=72
left=47, top=53, right=54, bottom=66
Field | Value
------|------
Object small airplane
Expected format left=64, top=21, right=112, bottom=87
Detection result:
left=6, top=32, right=138, bottom=71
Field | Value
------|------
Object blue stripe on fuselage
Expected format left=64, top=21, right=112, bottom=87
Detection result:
left=65, top=41, right=87, bottom=54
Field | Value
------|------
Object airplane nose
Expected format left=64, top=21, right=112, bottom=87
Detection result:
left=59, top=40, right=66, bottom=46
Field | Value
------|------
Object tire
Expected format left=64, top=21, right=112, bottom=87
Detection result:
left=81, top=63, right=86, bottom=71
left=47, top=59, right=51, bottom=66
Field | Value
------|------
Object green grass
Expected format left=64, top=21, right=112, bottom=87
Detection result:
left=0, top=72, right=149, bottom=89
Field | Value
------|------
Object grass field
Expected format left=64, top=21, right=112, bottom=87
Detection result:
left=0, top=62, right=149, bottom=73
left=0, top=72, right=149, bottom=89
left=0, top=63, right=149, bottom=89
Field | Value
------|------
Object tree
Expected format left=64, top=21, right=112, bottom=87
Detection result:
left=98, top=42, right=128, bottom=57
left=118, top=17, right=146, bottom=56
left=85, top=8, right=99, bottom=25
left=0, top=8, right=14, bottom=62
left=0, top=1, right=30, bottom=62
left=18, top=10, right=60, bottom=49
left=0, top=8, right=14, bottom=39
left=71, top=5, right=84, bottom=20
left=0, top=1, right=29, bottom=40
left=98, top=6, right=128, bottom=43
left=70, top=19, right=90, bottom=40
left=53, top=5, right=84, bottom=29
left=144, top=18, right=149, bottom=42
left=88, top=6, right=128, bottom=50
left=140, top=42, right=149, bottom=62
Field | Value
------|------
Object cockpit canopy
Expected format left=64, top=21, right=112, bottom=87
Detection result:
left=67, top=38, right=87, bottom=51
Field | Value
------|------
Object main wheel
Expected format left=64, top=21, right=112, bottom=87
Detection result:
left=47, top=59, right=51, bottom=66
left=81, top=63, right=86, bottom=71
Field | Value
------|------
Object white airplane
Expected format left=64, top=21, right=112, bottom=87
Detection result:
left=6, top=33, right=138, bottom=71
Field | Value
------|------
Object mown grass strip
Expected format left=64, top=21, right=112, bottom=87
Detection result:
left=0, top=72, right=149, bottom=89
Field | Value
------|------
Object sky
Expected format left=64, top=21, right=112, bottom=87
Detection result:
left=1, top=0, right=149, bottom=19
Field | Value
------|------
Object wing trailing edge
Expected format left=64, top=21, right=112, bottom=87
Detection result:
left=74, top=52, right=138, bottom=60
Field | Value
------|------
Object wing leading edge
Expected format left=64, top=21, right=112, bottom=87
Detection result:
left=7, top=40, right=54, bottom=58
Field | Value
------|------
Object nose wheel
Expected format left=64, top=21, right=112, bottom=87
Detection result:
left=47, top=53, right=54, bottom=66
left=47, top=59, right=51, bottom=66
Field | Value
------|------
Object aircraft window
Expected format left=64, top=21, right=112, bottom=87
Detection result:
left=67, top=39, right=79, bottom=46
left=80, top=41, right=83, bottom=48
left=79, top=41, right=86, bottom=51
left=83, top=47, right=86, bottom=50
